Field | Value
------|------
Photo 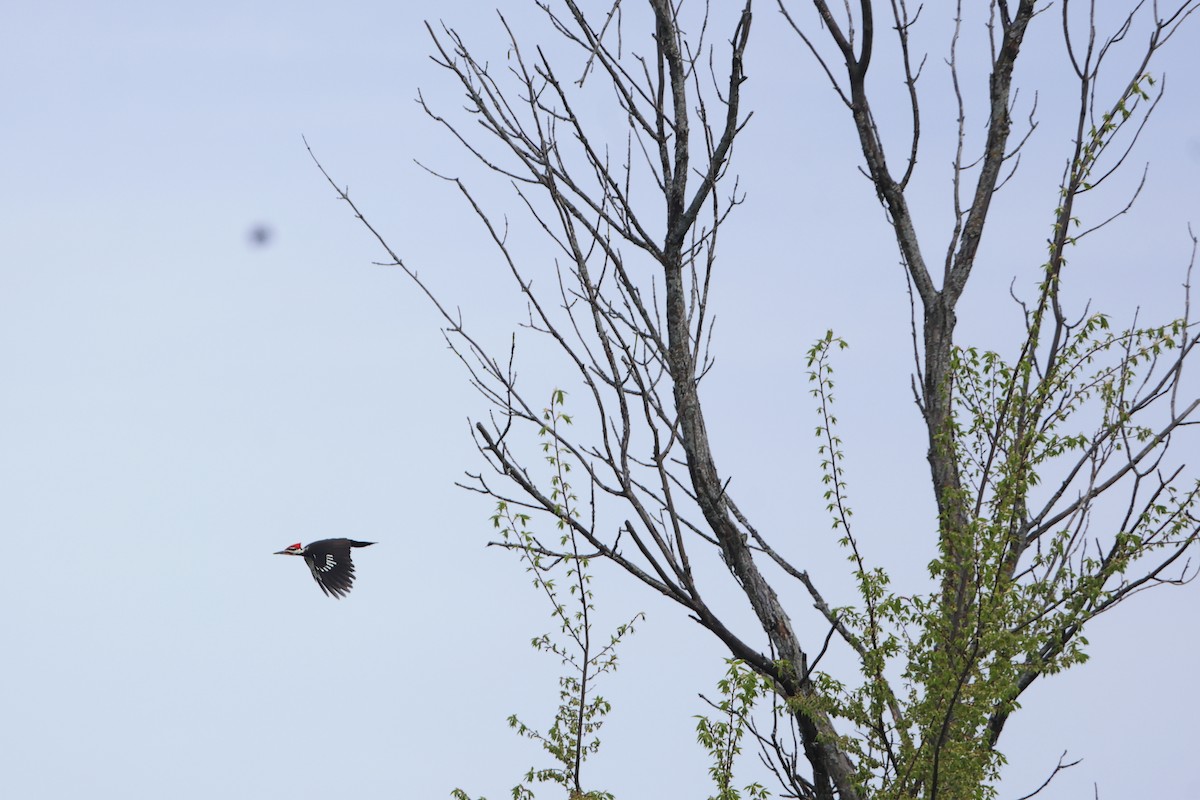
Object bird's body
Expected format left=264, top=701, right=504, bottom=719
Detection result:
left=274, top=538, right=375, bottom=598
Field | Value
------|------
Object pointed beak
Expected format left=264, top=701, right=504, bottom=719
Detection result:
left=274, top=549, right=292, bottom=555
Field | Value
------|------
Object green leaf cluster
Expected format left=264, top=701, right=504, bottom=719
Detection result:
left=457, top=391, right=641, bottom=800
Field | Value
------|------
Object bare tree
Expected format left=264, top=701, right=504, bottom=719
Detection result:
left=313, top=1, right=1200, bottom=797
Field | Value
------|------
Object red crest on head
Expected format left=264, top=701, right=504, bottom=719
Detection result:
left=288, top=542, right=302, bottom=550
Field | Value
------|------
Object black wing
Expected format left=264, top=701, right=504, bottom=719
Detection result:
left=303, top=539, right=373, bottom=598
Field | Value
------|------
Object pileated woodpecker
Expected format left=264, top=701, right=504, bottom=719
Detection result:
left=274, top=539, right=375, bottom=598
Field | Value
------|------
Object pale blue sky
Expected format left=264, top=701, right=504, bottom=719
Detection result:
left=2, top=2, right=1199, bottom=798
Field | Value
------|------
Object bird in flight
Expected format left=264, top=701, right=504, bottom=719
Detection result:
left=274, top=539, right=375, bottom=598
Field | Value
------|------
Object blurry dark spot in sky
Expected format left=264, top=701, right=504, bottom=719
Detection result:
left=247, top=224, right=274, bottom=247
